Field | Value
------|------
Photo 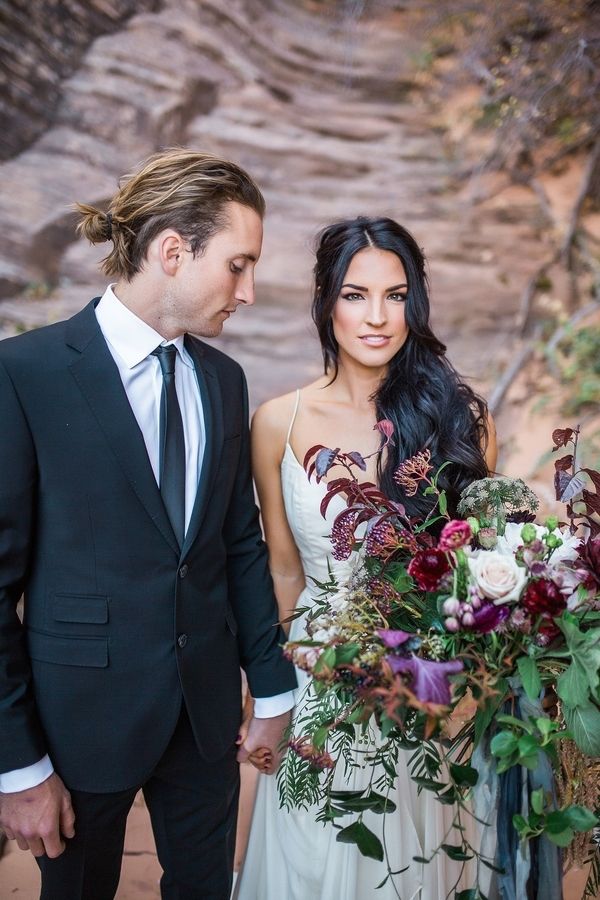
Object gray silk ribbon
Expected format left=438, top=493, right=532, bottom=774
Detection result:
left=472, top=683, right=563, bottom=900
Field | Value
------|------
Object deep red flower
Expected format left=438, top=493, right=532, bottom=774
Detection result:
left=536, top=619, right=562, bottom=644
left=521, top=578, right=566, bottom=617
left=407, top=548, right=451, bottom=591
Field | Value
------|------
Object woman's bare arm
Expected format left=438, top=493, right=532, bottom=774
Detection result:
left=251, top=397, right=306, bottom=635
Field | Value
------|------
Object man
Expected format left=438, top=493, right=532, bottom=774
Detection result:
left=0, top=148, right=297, bottom=899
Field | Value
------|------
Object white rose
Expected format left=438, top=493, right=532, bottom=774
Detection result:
left=468, top=550, right=527, bottom=605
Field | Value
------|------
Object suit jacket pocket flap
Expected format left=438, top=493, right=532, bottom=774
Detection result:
left=28, top=630, right=108, bottom=668
left=53, top=593, right=108, bottom=624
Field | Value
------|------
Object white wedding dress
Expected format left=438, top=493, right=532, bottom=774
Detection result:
left=236, top=392, right=477, bottom=900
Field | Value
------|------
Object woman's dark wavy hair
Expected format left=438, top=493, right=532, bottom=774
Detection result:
left=311, top=216, right=490, bottom=519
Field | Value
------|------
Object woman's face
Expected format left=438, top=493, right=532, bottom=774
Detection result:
left=331, top=247, right=409, bottom=370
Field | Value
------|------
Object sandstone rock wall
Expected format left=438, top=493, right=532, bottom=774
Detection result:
left=0, top=0, right=551, bottom=406
left=0, top=0, right=160, bottom=160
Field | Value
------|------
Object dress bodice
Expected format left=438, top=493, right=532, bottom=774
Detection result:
left=280, top=441, right=355, bottom=591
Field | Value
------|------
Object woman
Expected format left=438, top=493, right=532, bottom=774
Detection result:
left=236, top=217, right=497, bottom=899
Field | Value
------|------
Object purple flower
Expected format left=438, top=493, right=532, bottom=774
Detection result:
left=387, top=654, right=463, bottom=705
left=471, top=600, right=510, bottom=633
left=377, top=628, right=413, bottom=648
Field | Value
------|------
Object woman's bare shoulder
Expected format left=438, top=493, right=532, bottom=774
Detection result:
left=253, top=378, right=328, bottom=436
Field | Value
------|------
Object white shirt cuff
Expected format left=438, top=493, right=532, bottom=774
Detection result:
left=0, top=755, right=54, bottom=793
left=253, top=691, right=295, bottom=718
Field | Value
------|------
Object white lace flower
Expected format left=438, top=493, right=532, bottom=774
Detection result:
left=497, top=522, right=580, bottom=564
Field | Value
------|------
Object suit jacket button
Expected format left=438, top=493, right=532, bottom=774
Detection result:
left=179, top=564, right=189, bottom=578
left=177, top=634, right=188, bottom=648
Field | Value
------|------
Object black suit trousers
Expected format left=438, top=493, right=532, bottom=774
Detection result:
left=36, top=705, right=240, bottom=900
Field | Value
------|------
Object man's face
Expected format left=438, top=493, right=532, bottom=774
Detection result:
left=167, top=201, right=263, bottom=337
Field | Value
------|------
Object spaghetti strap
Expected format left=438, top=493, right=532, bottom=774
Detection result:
left=285, top=389, right=301, bottom=445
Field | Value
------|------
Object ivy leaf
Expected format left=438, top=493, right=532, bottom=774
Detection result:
left=441, top=843, right=473, bottom=861
left=561, top=805, right=599, bottom=832
left=336, top=821, right=384, bottom=861
left=517, top=734, right=540, bottom=758
left=449, top=763, right=479, bottom=787
left=531, top=787, right=545, bottom=815
left=517, top=656, right=542, bottom=702
left=491, top=732, right=519, bottom=758
left=546, top=827, right=575, bottom=847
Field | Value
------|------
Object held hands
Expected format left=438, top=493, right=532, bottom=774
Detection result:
left=0, top=772, right=75, bottom=858
left=236, top=701, right=291, bottom=776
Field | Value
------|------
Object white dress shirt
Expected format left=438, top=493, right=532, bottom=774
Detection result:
left=0, top=286, right=293, bottom=793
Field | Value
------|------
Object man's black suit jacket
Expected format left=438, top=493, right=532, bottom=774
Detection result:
left=0, top=300, right=296, bottom=793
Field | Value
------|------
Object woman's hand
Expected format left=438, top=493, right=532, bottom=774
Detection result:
left=246, top=747, right=273, bottom=773
left=236, top=691, right=274, bottom=772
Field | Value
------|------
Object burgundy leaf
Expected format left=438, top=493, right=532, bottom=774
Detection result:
left=387, top=655, right=463, bottom=705
left=319, top=481, right=352, bottom=518
left=356, top=508, right=378, bottom=525
left=346, top=451, right=367, bottom=471
left=315, top=447, right=339, bottom=480
left=583, top=468, right=600, bottom=494
left=554, top=454, right=573, bottom=473
left=586, top=516, right=600, bottom=539
left=303, top=444, right=327, bottom=470
left=552, top=428, right=574, bottom=451
left=583, top=489, right=600, bottom=516
left=561, top=474, right=586, bottom=503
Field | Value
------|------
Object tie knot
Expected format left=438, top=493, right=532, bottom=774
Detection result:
left=152, top=344, right=177, bottom=377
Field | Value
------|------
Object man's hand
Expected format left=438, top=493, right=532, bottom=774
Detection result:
left=236, top=711, right=291, bottom=775
left=0, top=773, right=75, bottom=858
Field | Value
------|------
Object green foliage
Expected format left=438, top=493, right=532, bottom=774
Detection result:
left=514, top=793, right=599, bottom=847
left=336, top=821, right=383, bottom=861
left=551, top=325, right=600, bottom=416
left=490, top=714, right=566, bottom=774
left=517, top=656, right=542, bottom=702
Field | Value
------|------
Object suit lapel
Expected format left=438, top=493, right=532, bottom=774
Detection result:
left=66, top=301, right=180, bottom=557
left=182, top=336, right=224, bottom=557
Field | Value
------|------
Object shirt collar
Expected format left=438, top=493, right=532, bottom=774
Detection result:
left=95, top=285, right=193, bottom=370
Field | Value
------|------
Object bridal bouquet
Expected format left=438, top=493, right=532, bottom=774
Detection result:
left=279, top=425, right=600, bottom=898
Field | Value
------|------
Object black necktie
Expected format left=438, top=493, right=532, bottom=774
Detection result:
left=152, top=345, right=186, bottom=548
